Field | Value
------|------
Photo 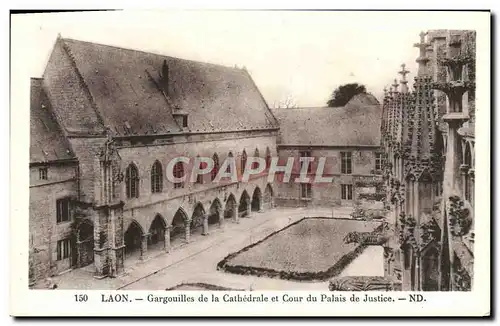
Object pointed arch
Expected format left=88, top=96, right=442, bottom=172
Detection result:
left=126, top=163, right=140, bottom=198
left=149, top=214, right=167, bottom=247
left=75, top=219, right=94, bottom=267
left=195, top=155, right=205, bottom=184
left=191, top=202, right=206, bottom=236
left=264, top=183, right=274, bottom=209
left=171, top=207, right=189, bottom=244
left=226, top=152, right=234, bottom=173
left=421, top=245, right=439, bottom=291
left=251, top=187, right=262, bottom=212
left=211, top=153, right=219, bottom=181
left=464, top=141, right=472, bottom=167
left=173, top=161, right=185, bottom=189
left=224, top=193, right=237, bottom=221
left=239, top=190, right=250, bottom=217
left=209, top=198, right=222, bottom=226
left=151, top=160, right=163, bottom=193
left=124, top=220, right=144, bottom=257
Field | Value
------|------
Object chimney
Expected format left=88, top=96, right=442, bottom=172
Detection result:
left=161, top=59, right=169, bottom=94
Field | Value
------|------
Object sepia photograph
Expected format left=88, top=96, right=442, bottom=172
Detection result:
left=10, top=9, right=491, bottom=317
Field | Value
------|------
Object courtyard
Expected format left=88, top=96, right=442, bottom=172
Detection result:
left=38, top=206, right=386, bottom=291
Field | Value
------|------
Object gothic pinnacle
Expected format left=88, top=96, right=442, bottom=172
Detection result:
left=398, top=64, right=410, bottom=93
left=392, top=79, right=399, bottom=92
left=414, top=31, right=430, bottom=76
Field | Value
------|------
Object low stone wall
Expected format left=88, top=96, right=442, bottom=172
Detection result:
left=329, top=276, right=403, bottom=291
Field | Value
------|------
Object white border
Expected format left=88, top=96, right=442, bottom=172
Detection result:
left=8, top=8, right=492, bottom=318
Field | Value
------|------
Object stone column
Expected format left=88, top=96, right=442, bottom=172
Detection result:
left=247, top=202, right=252, bottom=217
left=75, top=241, right=82, bottom=268
left=219, top=210, right=225, bottom=229
left=469, top=169, right=475, bottom=207
left=185, top=220, right=192, bottom=243
left=93, top=248, right=107, bottom=279
left=233, top=206, right=239, bottom=223
left=139, top=234, right=149, bottom=260
left=164, top=226, right=171, bottom=252
left=460, top=164, right=469, bottom=199
left=202, top=215, right=209, bottom=235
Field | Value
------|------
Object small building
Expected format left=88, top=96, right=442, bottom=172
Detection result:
left=272, top=93, right=384, bottom=207
left=29, top=77, right=79, bottom=284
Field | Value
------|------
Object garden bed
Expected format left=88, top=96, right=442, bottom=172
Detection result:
left=217, top=217, right=382, bottom=282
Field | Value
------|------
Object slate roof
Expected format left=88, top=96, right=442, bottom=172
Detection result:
left=43, top=37, right=278, bottom=136
left=30, top=78, right=75, bottom=164
left=273, top=93, right=382, bottom=147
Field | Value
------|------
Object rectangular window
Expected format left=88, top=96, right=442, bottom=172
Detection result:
left=299, top=150, right=312, bottom=173
left=300, top=183, right=312, bottom=199
left=341, top=152, right=352, bottom=174
left=56, top=198, right=71, bottom=223
left=182, top=116, right=188, bottom=128
left=341, top=184, right=353, bottom=200
left=56, top=238, right=71, bottom=261
left=375, top=153, right=384, bottom=171
left=39, top=167, right=48, bottom=180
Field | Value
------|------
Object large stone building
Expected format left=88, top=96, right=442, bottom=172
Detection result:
left=382, top=30, right=475, bottom=291
left=273, top=94, right=383, bottom=207
left=29, top=36, right=382, bottom=285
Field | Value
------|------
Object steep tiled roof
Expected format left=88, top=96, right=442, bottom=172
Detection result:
left=30, top=78, right=75, bottom=163
left=43, top=37, right=278, bottom=136
left=273, top=94, right=382, bottom=146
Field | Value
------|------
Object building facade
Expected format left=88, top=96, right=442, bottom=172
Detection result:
left=29, top=37, right=280, bottom=285
left=382, top=30, right=475, bottom=291
left=273, top=93, right=383, bottom=207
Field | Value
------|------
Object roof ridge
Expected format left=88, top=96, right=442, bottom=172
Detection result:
left=61, top=37, right=246, bottom=74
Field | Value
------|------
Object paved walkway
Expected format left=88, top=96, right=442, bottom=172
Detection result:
left=38, top=206, right=370, bottom=291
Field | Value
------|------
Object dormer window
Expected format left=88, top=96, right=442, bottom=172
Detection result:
left=174, top=113, right=188, bottom=129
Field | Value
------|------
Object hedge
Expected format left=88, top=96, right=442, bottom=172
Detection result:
left=217, top=218, right=384, bottom=282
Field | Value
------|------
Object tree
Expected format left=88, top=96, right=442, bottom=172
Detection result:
left=273, top=95, right=298, bottom=109
left=327, top=83, right=367, bottom=107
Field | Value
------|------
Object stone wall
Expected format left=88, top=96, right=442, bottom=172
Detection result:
left=275, top=147, right=381, bottom=207
left=29, top=163, right=79, bottom=284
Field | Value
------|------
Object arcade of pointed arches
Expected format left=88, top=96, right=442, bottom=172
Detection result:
left=120, top=182, right=275, bottom=261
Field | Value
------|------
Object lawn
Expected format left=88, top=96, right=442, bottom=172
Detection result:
left=218, top=217, right=382, bottom=281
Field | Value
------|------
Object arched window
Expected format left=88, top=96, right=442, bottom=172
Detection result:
left=241, top=150, right=247, bottom=175
left=211, top=153, right=219, bottom=181
left=226, top=152, right=233, bottom=173
left=173, top=161, right=185, bottom=189
left=266, top=147, right=271, bottom=170
left=196, top=156, right=205, bottom=185
left=252, top=148, right=260, bottom=170
left=126, top=163, right=139, bottom=198
left=151, top=160, right=163, bottom=193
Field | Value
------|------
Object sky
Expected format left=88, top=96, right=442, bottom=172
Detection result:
left=11, top=10, right=483, bottom=107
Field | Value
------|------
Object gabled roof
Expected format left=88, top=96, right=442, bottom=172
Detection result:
left=42, top=37, right=278, bottom=137
left=273, top=93, right=382, bottom=147
left=30, top=78, right=75, bottom=164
